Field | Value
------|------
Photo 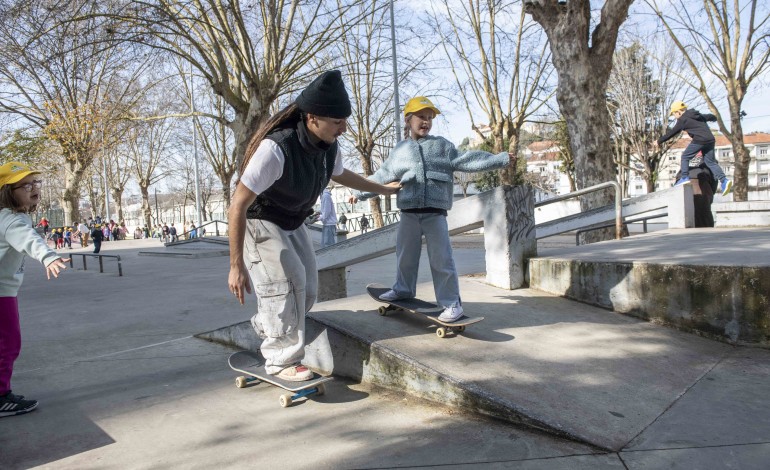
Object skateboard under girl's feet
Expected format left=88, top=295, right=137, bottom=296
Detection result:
left=366, top=283, right=484, bottom=338
left=228, top=351, right=332, bottom=408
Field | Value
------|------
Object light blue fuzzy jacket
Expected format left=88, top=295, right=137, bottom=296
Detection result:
left=355, top=135, right=509, bottom=210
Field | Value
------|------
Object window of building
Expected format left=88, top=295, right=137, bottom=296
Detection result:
left=720, top=149, right=731, bottom=158
left=761, top=174, right=769, bottom=186
left=759, top=147, right=768, bottom=157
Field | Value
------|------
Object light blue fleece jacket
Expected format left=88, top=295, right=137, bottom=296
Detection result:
left=355, top=135, right=509, bottom=210
left=0, top=208, right=60, bottom=296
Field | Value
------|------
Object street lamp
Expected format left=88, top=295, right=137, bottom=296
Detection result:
left=390, top=0, right=401, bottom=143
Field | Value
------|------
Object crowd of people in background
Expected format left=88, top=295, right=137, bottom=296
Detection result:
left=35, top=216, right=206, bottom=251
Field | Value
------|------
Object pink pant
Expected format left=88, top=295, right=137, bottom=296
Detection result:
left=0, top=297, right=21, bottom=394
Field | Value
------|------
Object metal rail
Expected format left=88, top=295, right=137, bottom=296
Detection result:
left=68, top=253, right=123, bottom=276
left=574, top=213, right=668, bottom=245
left=535, top=181, right=623, bottom=240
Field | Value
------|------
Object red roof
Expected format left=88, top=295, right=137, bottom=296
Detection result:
left=527, top=140, right=559, bottom=152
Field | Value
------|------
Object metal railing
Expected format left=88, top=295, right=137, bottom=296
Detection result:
left=68, top=253, right=123, bottom=276
left=574, top=213, right=668, bottom=245
left=535, top=181, right=623, bottom=240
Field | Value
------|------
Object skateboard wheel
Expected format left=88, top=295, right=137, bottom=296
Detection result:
left=279, top=394, right=292, bottom=408
left=378, top=306, right=387, bottom=316
left=235, top=376, right=248, bottom=388
left=436, top=327, right=447, bottom=338
left=316, top=383, right=326, bottom=397
left=456, top=325, right=466, bottom=333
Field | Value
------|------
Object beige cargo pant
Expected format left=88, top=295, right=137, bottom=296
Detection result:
left=244, top=219, right=317, bottom=374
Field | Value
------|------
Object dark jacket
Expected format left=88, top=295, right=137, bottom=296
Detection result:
left=246, top=121, right=337, bottom=230
left=658, top=109, right=717, bottom=145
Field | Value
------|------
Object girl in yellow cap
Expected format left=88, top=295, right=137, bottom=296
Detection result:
left=0, top=162, right=69, bottom=417
left=351, top=97, right=513, bottom=322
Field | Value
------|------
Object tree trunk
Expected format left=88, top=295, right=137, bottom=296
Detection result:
left=111, top=188, right=124, bottom=222
left=726, top=102, right=751, bottom=201
left=525, top=0, right=633, bottom=242
left=140, top=185, right=152, bottom=229
left=359, top=151, right=385, bottom=228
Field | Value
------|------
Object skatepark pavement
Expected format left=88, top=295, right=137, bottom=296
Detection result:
left=2, top=233, right=769, bottom=469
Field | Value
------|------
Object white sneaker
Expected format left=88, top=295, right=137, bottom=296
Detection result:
left=438, top=305, right=464, bottom=322
left=379, top=290, right=402, bottom=302
left=275, top=365, right=313, bottom=382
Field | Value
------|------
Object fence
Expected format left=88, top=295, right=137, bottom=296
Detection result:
left=68, top=253, right=123, bottom=276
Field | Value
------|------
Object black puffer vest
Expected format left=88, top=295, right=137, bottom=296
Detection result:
left=246, top=121, right=337, bottom=230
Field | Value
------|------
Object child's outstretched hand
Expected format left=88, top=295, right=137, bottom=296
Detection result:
left=348, top=195, right=358, bottom=204
left=46, top=258, right=69, bottom=280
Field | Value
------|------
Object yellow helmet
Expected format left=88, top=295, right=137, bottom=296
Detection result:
left=403, top=96, right=441, bottom=117
left=670, top=100, right=687, bottom=115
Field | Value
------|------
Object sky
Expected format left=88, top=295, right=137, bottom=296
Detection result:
left=403, top=0, right=770, bottom=147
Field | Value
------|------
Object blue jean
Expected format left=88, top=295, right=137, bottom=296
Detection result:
left=391, top=212, right=460, bottom=308
left=321, top=225, right=336, bottom=247
left=680, top=141, right=725, bottom=182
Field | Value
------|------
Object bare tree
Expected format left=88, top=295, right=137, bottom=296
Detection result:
left=524, top=0, right=634, bottom=239
left=334, top=0, right=427, bottom=228
left=126, top=114, right=176, bottom=229
left=124, top=0, right=374, bottom=173
left=646, top=0, right=770, bottom=201
left=608, top=41, right=697, bottom=194
left=433, top=0, right=554, bottom=184
left=0, top=1, right=148, bottom=223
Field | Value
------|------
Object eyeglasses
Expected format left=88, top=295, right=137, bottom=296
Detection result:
left=12, top=180, right=43, bottom=192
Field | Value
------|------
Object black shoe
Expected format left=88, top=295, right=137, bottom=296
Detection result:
left=0, top=391, right=38, bottom=418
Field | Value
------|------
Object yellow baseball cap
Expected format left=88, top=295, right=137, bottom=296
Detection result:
left=403, top=96, right=441, bottom=117
left=0, top=161, right=40, bottom=188
left=670, top=101, right=687, bottom=115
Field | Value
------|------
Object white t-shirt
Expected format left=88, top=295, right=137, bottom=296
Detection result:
left=240, top=140, right=344, bottom=196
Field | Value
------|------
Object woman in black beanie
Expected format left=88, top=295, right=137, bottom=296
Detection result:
left=227, top=70, right=400, bottom=382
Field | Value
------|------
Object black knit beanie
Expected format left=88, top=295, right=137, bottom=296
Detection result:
left=295, top=70, right=352, bottom=119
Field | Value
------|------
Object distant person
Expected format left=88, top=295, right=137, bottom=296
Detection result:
left=134, top=227, right=143, bottom=239
left=36, top=217, right=49, bottom=235
left=169, top=223, right=178, bottom=242
left=189, top=222, right=197, bottom=239
left=319, top=187, right=337, bottom=247
left=338, top=213, right=347, bottom=231
left=0, top=161, right=69, bottom=418
left=162, top=223, right=170, bottom=243
left=63, top=227, right=72, bottom=249
left=359, top=214, right=369, bottom=234
left=657, top=101, right=732, bottom=196
left=91, top=224, right=104, bottom=253
left=78, top=220, right=89, bottom=247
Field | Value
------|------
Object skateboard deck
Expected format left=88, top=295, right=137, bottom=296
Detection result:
left=228, top=350, right=332, bottom=407
left=366, top=283, right=484, bottom=338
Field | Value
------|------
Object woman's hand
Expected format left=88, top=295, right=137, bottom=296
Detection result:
left=381, top=181, right=402, bottom=195
left=228, top=262, right=252, bottom=305
left=348, top=195, right=358, bottom=204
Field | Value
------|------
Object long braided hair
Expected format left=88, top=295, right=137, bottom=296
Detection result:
left=241, top=104, right=303, bottom=175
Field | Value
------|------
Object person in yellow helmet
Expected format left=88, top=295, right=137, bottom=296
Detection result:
left=350, top=96, right=513, bottom=322
left=657, top=101, right=733, bottom=196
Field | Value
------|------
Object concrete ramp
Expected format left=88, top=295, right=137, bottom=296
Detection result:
left=199, top=277, right=733, bottom=451
left=306, top=280, right=733, bottom=451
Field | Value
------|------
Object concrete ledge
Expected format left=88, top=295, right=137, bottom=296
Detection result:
left=530, top=259, right=770, bottom=346
left=195, top=316, right=600, bottom=450
left=714, top=201, right=770, bottom=227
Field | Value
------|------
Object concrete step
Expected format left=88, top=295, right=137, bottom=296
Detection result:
left=530, top=228, right=770, bottom=347
left=197, top=277, right=733, bottom=451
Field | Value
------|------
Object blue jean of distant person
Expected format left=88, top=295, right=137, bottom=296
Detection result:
left=321, top=225, right=336, bottom=247
left=680, top=141, right=725, bottom=182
